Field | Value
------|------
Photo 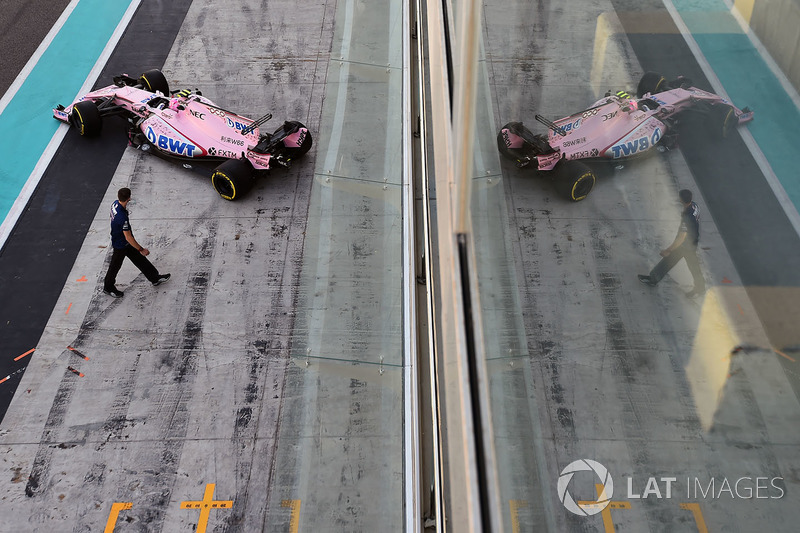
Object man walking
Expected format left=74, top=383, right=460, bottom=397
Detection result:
left=638, top=189, right=706, bottom=297
left=103, top=187, right=170, bottom=298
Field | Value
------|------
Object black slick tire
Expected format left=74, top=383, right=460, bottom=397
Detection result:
left=637, top=72, right=666, bottom=98
left=70, top=100, right=102, bottom=137
left=211, top=159, right=255, bottom=201
left=139, top=69, right=170, bottom=95
left=709, top=103, right=737, bottom=139
left=553, top=160, right=596, bottom=202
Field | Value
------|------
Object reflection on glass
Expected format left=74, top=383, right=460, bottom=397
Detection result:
left=472, top=0, right=800, bottom=530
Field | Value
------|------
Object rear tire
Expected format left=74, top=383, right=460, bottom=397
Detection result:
left=211, top=159, right=255, bottom=201
left=553, top=160, right=596, bottom=202
left=70, top=100, right=102, bottom=137
left=637, top=72, right=666, bottom=98
left=139, top=69, right=170, bottom=95
left=708, top=103, right=737, bottom=139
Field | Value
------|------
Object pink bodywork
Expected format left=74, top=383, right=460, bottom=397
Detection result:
left=53, top=84, right=308, bottom=170
left=501, top=86, right=754, bottom=171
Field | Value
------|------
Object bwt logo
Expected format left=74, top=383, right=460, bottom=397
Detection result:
left=226, top=117, right=250, bottom=132
left=557, top=459, right=613, bottom=516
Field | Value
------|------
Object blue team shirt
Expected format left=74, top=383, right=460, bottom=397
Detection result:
left=109, top=200, right=131, bottom=249
left=680, top=201, right=700, bottom=246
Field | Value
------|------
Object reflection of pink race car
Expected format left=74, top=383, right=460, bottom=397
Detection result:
left=497, top=72, right=753, bottom=201
left=53, top=69, right=312, bottom=200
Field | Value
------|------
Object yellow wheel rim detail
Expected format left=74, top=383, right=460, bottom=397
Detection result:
left=74, top=107, right=85, bottom=135
left=571, top=172, right=595, bottom=201
left=213, top=172, right=236, bottom=201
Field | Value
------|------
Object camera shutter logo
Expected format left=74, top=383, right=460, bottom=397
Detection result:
left=557, top=459, right=613, bottom=516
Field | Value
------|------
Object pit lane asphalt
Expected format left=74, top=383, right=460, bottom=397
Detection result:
left=0, top=0, right=71, bottom=97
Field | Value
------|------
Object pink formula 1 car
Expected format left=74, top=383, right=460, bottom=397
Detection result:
left=497, top=72, right=753, bottom=201
left=53, top=69, right=312, bottom=200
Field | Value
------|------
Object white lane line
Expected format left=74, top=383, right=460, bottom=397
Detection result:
left=0, top=0, right=142, bottom=252
left=662, top=0, right=800, bottom=239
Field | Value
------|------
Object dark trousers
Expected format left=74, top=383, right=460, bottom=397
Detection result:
left=104, top=246, right=159, bottom=290
left=649, top=243, right=705, bottom=292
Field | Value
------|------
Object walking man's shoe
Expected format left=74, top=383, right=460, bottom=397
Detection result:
left=153, top=273, right=171, bottom=286
left=103, top=287, right=124, bottom=298
left=638, top=274, right=657, bottom=286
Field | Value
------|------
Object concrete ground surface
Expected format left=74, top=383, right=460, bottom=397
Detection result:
left=0, top=0, right=406, bottom=531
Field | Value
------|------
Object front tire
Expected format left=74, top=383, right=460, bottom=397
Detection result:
left=70, top=100, right=102, bottom=137
left=637, top=71, right=666, bottom=98
left=553, top=160, right=596, bottom=202
left=139, top=69, right=170, bottom=95
left=211, top=159, right=255, bottom=201
left=708, top=103, right=737, bottom=139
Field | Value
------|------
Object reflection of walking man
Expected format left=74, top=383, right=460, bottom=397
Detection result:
left=103, top=187, right=170, bottom=298
left=638, top=189, right=706, bottom=297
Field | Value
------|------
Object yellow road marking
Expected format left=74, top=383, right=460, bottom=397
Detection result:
left=104, top=502, right=132, bottom=533
left=180, top=483, right=233, bottom=533
left=577, top=484, right=631, bottom=533
left=509, top=500, right=527, bottom=533
left=680, top=502, right=709, bottom=533
left=281, top=499, right=301, bottom=533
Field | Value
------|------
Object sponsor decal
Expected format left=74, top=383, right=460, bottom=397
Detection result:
left=557, top=118, right=582, bottom=133
left=582, top=108, right=598, bottom=119
left=247, top=150, right=272, bottom=168
left=562, top=137, right=586, bottom=148
left=139, top=94, right=157, bottom=104
left=221, top=136, right=245, bottom=146
left=226, top=116, right=251, bottom=132
left=209, top=107, right=226, bottom=117
left=590, top=148, right=599, bottom=157
left=208, top=146, right=239, bottom=158
left=610, top=127, right=662, bottom=159
left=502, top=129, right=512, bottom=148
left=568, top=150, right=591, bottom=160
left=54, top=109, right=69, bottom=120
left=537, top=152, right=561, bottom=169
left=145, top=126, right=198, bottom=157
left=601, top=111, right=617, bottom=121
left=190, top=109, right=205, bottom=119
left=284, top=128, right=308, bottom=148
